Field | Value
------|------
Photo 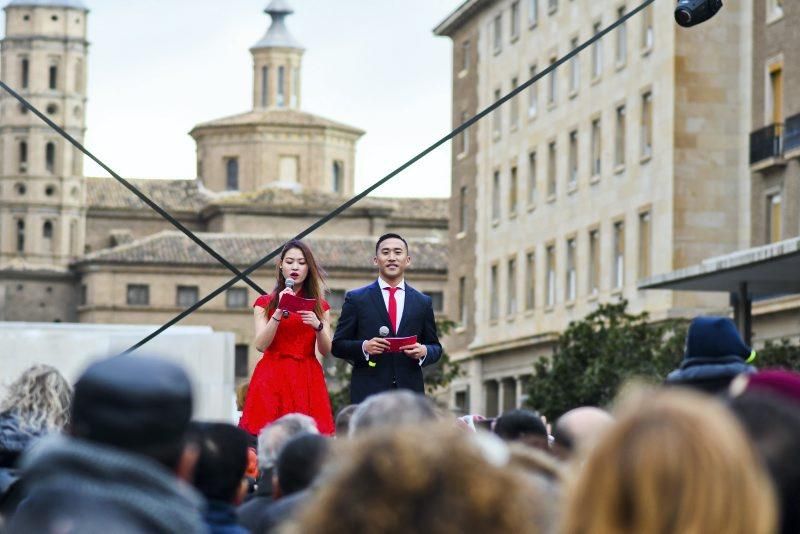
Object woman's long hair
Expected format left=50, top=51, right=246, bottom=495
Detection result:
left=0, top=364, right=72, bottom=433
left=562, top=388, right=776, bottom=534
left=266, top=239, right=327, bottom=318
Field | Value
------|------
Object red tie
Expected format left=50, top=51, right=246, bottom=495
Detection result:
left=385, top=287, right=398, bottom=333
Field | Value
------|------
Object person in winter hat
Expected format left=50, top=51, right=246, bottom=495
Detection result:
left=665, top=316, right=756, bottom=394
left=7, top=355, right=206, bottom=534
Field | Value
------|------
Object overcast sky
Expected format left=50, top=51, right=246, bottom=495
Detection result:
left=3, top=0, right=464, bottom=198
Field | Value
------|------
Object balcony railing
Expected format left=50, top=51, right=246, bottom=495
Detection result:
left=784, top=113, right=800, bottom=154
left=750, top=123, right=783, bottom=164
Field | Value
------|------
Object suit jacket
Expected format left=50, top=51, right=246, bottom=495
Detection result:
left=332, top=280, right=443, bottom=403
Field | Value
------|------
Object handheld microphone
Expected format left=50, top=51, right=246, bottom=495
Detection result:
left=282, top=278, right=295, bottom=318
left=379, top=326, right=390, bottom=338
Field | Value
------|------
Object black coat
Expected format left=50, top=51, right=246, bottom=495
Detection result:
left=331, top=281, right=442, bottom=404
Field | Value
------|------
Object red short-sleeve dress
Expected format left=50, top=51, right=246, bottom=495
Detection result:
left=238, top=294, right=335, bottom=435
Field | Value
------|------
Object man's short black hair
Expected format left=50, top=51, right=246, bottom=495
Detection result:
left=188, top=422, right=249, bottom=503
left=493, top=409, right=548, bottom=441
left=375, top=233, right=408, bottom=254
left=276, top=433, right=330, bottom=496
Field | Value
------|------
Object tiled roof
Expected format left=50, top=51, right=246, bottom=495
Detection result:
left=190, top=109, right=364, bottom=135
left=87, top=177, right=448, bottom=222
left=207, top=187, right=390, bottom=212
left=387, top=197, right=449, bottom=221
left=86, top=177, right=211, bottom=213
left=76, top=231, right=448, bottom=272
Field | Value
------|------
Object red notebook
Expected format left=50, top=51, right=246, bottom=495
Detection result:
left=277, top=293, right=317, bottom=313
left=386, top=335, right=417, bottom=352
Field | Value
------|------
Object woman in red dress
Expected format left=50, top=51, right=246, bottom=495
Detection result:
left=239, top=239, right=335, bottom=436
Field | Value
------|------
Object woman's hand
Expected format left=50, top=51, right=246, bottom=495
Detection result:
left=274, top=287, right=294, bottom=316
left=298, top=310, right=322, bottom=330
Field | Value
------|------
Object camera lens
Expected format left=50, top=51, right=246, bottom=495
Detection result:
left=675, top=7, right=692, bottom=26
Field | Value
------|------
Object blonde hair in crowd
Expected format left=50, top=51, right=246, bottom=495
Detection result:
left=0, top=364, right=72, bottom=433
left=562, top=388, right=776, bottom=534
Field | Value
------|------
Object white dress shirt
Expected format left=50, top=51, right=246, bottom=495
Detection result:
left=362, top=277, right=425, bottom=365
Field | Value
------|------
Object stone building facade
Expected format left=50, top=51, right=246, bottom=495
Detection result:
left=436, top=0, right=754, bottom=415
left=0, top=0, right=450, bottom=381
left=747, top=0, right=800, bottom=341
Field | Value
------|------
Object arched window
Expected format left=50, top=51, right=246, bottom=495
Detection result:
left=21, top=58, right=29, bottom=89
left=45, top=142, right=56, bottom=173
left=16, top=219, right=25, bottom=253
left=226, top=158, right=239, bottom=191
left=332, top=161, right=343, bottom=193
left=19, top=140, right=28, bottom=172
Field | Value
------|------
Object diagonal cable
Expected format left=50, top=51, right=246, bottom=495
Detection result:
left=118, top=0, right=654, bottom=355
left=0, top=81, right=265, bottom=294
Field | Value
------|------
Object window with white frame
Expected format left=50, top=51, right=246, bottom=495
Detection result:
left=525, top=252, right=535, bottom=309
left=641, top=91, right=653, bottom=159
left=510, top=1, right=520, bottom=40
left=493, top=14, right=503, bottom=53
left=490, top=264, right=499, bottom=320
left=528, top=0, right=538, bottom=27
left=528, top=65, right=538, bottom=117
left=591, top=21, right=603, bottom=79
left=616, top=6, right=627, bottom=66
left=510, top=77, right=519, bottom=129
left=568, top=130, right=578, bottom=188
left=492, top=170, right=501, bottom=221
left=566, top=238, right=576, bottom=301
left=546, top=245, right=556, bottom=307
left=527, top=151, right=537, bottom=205
left=591, top=118, right=602, bottom=177
left=615, top=105, right=627, bottom=167
left=641, top=5, right=654, bottom=50
left=507, top=257, right=517, bottom=316
left=569, top=37, right=580, bottom=93
left=509, top=165, right=518, bottom=216
left=613, top=220, right=625, bottom=289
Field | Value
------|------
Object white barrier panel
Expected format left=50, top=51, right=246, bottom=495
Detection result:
left=0, top=322, right=235, bottom=421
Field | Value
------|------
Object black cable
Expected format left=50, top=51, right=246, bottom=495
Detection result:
left=117, top=0, right=654, bottom=355
left=0, top=81, right=265, bottom=295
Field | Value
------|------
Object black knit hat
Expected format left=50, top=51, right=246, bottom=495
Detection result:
left=70, top=355, right=193, bottom=460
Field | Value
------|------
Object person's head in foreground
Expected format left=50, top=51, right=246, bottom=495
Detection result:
left=0, top=364, right=72, bottom=470
left=562, top=387, right=776, bottom=534
left=273, top=432, right=330, bottom=499
left=334, top=404, right=358, bottom=437
left=188, top=422, right=249, bottom=505
left=552, top=406, right=614, bottom=459
left=348, top=390, right=437, bottom=437
left=729, top=375, right=800, bottom=534
left=493, top=408, right=549, bottom=451
left=9, top=355, right=204, bottom=534
left=287, top=423, right=547, bottom=534
left=257, top=413, right=319, bottom=473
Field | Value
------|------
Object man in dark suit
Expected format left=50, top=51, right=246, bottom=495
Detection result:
left=332, top=233, right=443, bottom=404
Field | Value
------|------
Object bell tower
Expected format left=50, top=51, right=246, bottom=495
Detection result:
left=0, top=0, right=89, bottom=321
left=251, top=0, right=304, bottom=110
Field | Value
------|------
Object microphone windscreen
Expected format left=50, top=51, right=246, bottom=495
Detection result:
left=379, top=326, right=390, bottom=337
left=285, top=278, right=295, bottom=289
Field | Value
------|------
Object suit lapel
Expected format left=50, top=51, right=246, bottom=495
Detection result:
left=368, top=281, right=394, bottom=334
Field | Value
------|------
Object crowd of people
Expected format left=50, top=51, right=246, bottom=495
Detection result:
left=0, top=315, right=798, bottom=533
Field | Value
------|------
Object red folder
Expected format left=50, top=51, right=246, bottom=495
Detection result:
left=386, top=335, right=417, bottom=352
left=277, top=293, right=317, bottom=313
